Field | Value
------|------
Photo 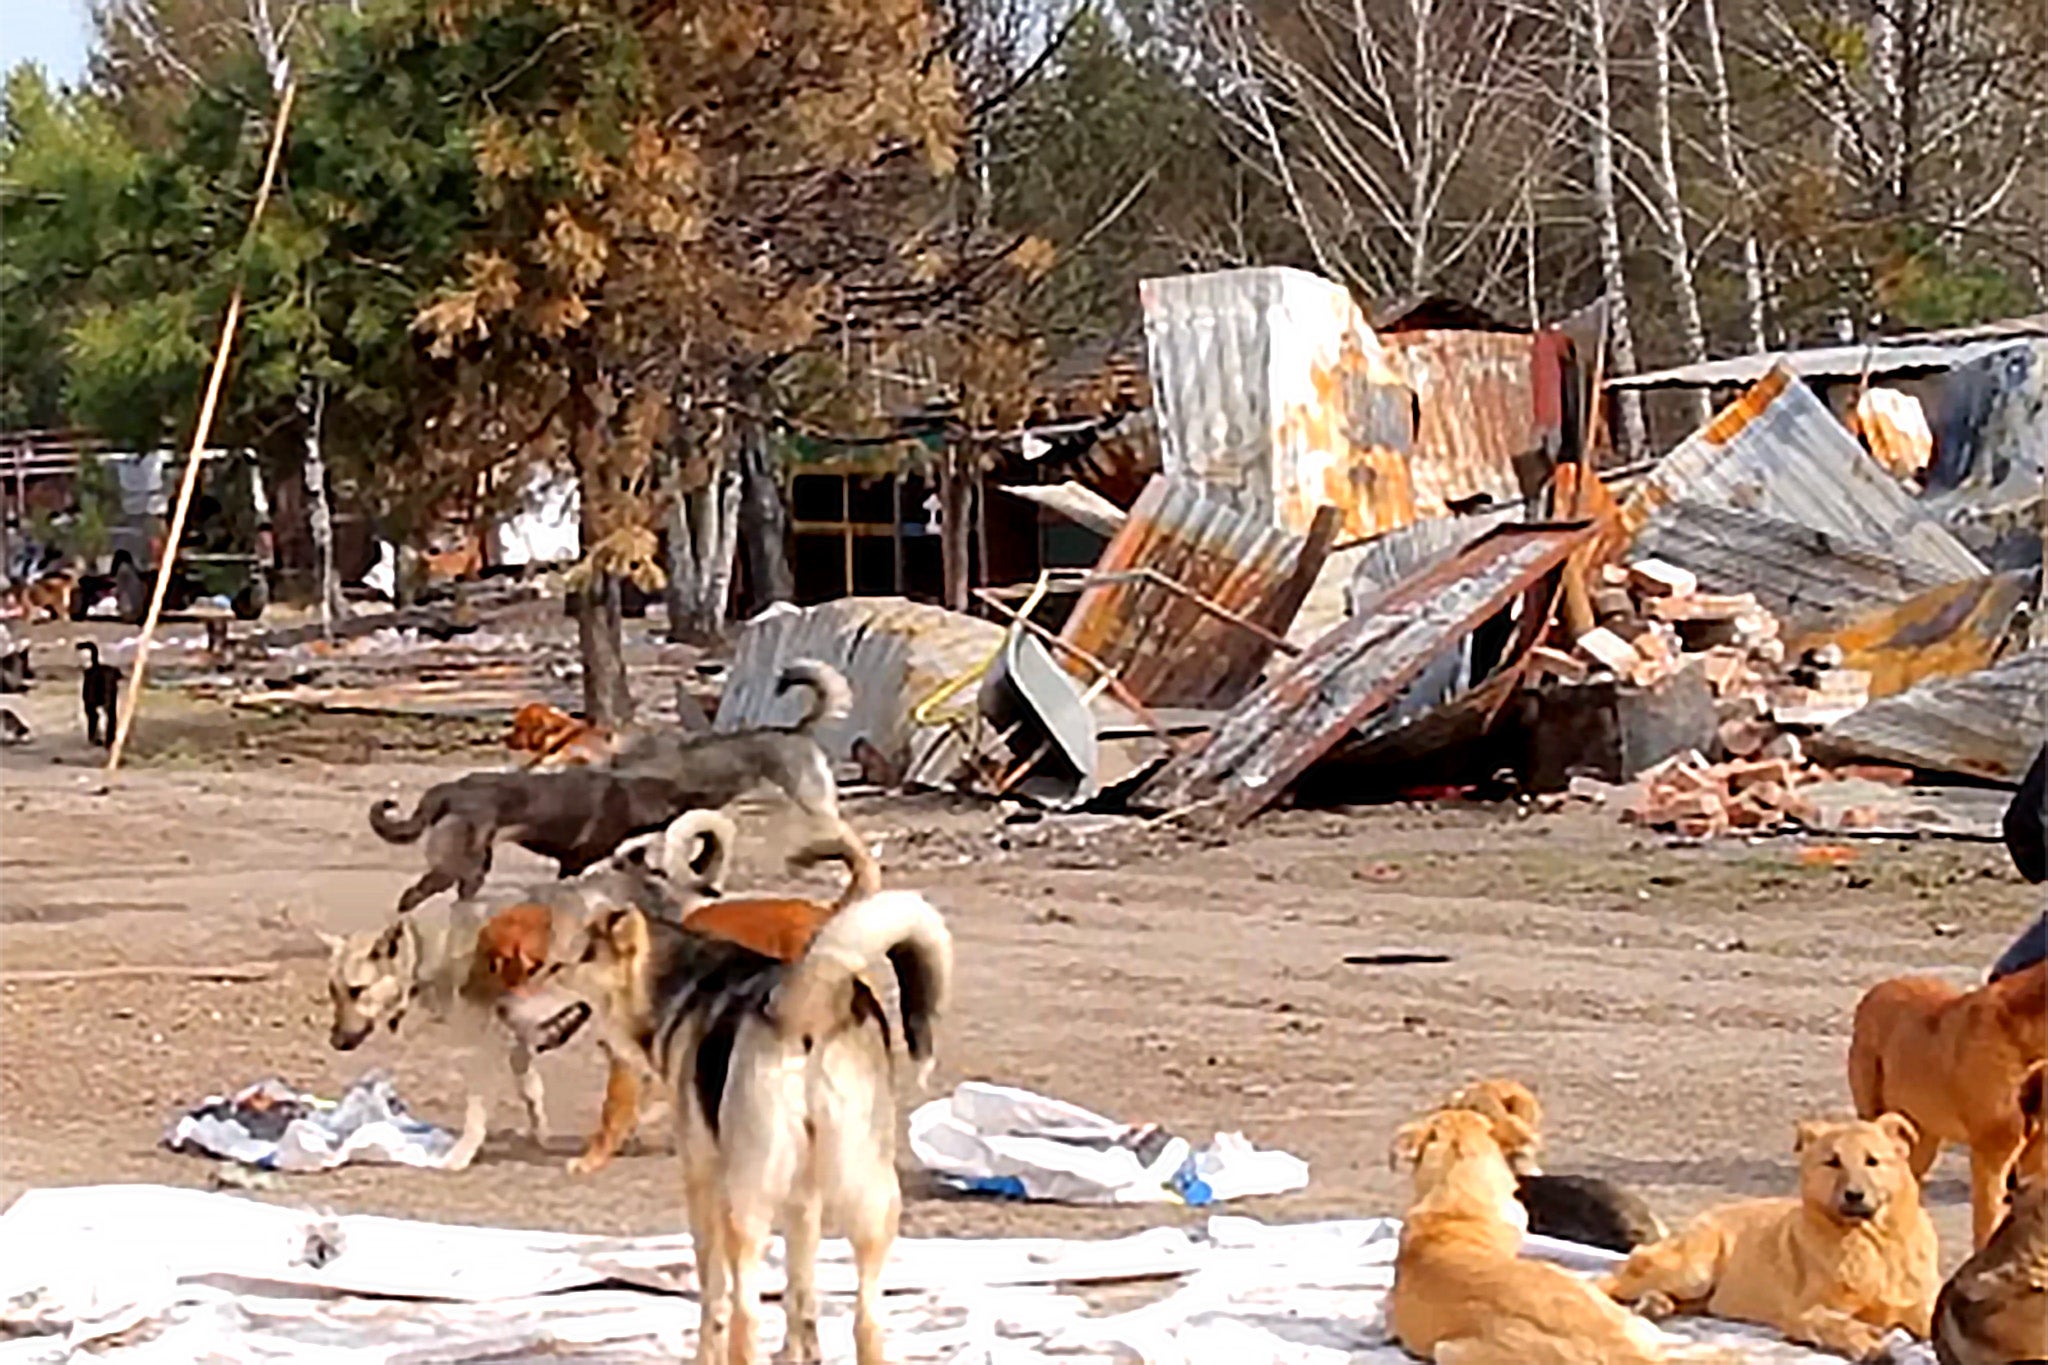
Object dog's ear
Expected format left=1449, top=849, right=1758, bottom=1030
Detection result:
left=1389, top=1118, right=1435, bottom=1172
left=1793, top=1119, right=1831, bottom=1154
left=2021, top=1065, right=2047, bottom=1124
left=1873, top=1112, right=1919, bottom=1158
left=315, top=929, right=348, bottom=958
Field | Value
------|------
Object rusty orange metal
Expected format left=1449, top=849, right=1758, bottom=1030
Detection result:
left=1057, top=476, right=1337, bottom=709
left=1385, top=329, right=1543, bottom=519
left=1788, top=571, right=2031, bottom=698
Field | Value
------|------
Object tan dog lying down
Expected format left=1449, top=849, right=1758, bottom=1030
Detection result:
left=1601, top=1115, right=1940, bottom=1362
left=1388, top=1107, right=1672, bottom=1364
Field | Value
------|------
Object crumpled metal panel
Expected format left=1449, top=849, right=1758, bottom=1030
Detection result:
left=1141, top=268, right=1417, bottom=540
left=1631, top=501, right=1958, bottom=632
left=1812, top=649, right=2048, bottom=783
left=1138, top=522, right=1595, bottom=820
left=1615, top=365, right=1985, bottom=585
left=1384, top=330, right=1538, bottom=517
left=715, top=597, right=1004, bottom=788
left=1787, top=571, right=2032, bottom=698
left=1058, top=476, right=1333, bottom=709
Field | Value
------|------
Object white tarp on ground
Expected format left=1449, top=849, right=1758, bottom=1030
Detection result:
left=0, top=1185, right=1938, bottom=1364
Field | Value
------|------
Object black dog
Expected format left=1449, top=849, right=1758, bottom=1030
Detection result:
left=77, top=642, right=121, bottom=747
left=0, top=646, right=30, bottom=694
left=369, top=768, right=716, bottom=914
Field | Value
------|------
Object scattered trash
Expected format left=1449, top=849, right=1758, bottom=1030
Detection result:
left=908, top=1081, right=1308, bottom=1206
left=164, top=1074, right=461, bottom=1172
left=0, top=1184, right=1932, bottom=1363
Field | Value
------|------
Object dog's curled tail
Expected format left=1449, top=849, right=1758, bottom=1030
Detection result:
left=774, top=888, right=950, bottom=1081
left=775, top=659, right=852, bottom=735
left=368, top=795, right=432, bottom=844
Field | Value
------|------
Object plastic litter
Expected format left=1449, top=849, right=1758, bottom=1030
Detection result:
left=164, top=1073, right=460, bottom=1172
left=909, top=1081, right=1310, bottom=1205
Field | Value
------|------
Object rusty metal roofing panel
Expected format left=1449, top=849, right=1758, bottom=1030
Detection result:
left=716, top=597, right=1004, bottom=785
left=1787, top=571, right=2031, bottom=698
left=1138, top=521, right=1595, bottom=820
left=1057, top=476, right=1334, bottom=709
left=1140, top=267, right=1418, bottom=541
left=1617, top=365, right=1985, bottom=585
left=1384, top=330, right=1536, bottom=517
left=1631, top=501, right=1957, bottom=631
left=1811, top=648, right=2048, bottom=782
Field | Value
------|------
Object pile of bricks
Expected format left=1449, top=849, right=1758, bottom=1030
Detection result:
left=1534, top=556, right=1872, bottom=759
left=1622, top=750, right=1820, bottom=838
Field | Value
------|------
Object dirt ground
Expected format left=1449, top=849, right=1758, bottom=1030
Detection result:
left=0, top=642, right=2036, bottom=1278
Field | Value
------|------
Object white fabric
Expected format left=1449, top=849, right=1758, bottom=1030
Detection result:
left=0, top=1185, right=1941, bottom=1363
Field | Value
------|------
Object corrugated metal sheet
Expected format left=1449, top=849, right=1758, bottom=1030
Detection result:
left=1615, top=365, right=1985, bottom=585
left=1787, top=571, right=2031, bottom=698
left=1346, top=507, right=1521, bottom=618
left=1922, top=343, right=2047, bottom=565
left=1058, top=476, right=1334, bottom=709
left=1631, top=502, right=1958, bottom=630
left=1811, top=648, right=2048, bottom=782
left=999, top=482, right=1127, bottom=538
left=1138, top=522, right=1595, bottom=820
left=1140, top=268, right=1418, bottom=541
left=1610, top=337, right=2031, bottom=391
left=1384, top=330, right=1538, bottom=517
left=715, top=597, right=1005, bottom=788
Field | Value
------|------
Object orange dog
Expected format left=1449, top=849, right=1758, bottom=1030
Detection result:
left=1387, top=1107, right=1669, bottom=1364
left=1848, top=960, right=2048, bottom=1247
left=504, top=701, right=615, bottom=769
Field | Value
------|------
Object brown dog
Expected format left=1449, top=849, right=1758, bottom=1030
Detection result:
left=1931, top=1067, right=2048, bottom=1365
left=1601, top=1115, right=1940, bottom=1362
left=505, top=702, right=615, bottom=770
left=1849, top=961, right=2048, bottom=1247
left=1388, top=1107, right=1671, bottom=1364
left=1444, top=1077, right=1669, bottom=1252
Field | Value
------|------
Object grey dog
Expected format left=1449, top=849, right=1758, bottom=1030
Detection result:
left=369, top=661, right=865, bottom=914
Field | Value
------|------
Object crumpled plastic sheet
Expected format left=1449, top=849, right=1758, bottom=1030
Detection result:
left=910, top=1081, right=1311, bottom=1206
left=163, top=1074, right=459, bottom=1172
left=0, top=1186, right=1940, bottom=1364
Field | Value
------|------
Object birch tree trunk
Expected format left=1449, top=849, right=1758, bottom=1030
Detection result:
left=732, top=375, right=794, bottom=618
left=663, top=446, right=740, bottom=643
left=1648, top=0, right=1712, bottom=427
left=1696, top=0, right=1768, bottom=352
left=299, top=380, right=345, bottom=637
left=1586, top=0, right=1648, bottom=459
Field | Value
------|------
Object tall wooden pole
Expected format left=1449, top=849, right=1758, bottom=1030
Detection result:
left=106, top=78, right=297, bottom=774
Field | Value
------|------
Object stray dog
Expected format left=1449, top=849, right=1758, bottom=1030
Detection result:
left=534, top=885, right=950, bottom=1365
left=1, top=707, right=27, bottom=745
left=1387, top=1107, right=1670, bottom=1364
left=77, top=641, right=120, bottom=747
left=1849, top=961, right=2048, bottom=1246
left=370, top=768, right=742, bottom=913
left=12, top=573, right=76, bottom=623
left=1931, top=1067, right=2048, bottom=1365
left=1601, top=1115, right=1940, bottom=1361
left=607, top=659, right=875, bottom=885
left=505, top=701, right=615, bottom=769
left=318, top=898, right=599, bottom=1172
left=535, top=810, right=872, bottom=1176
left=0, top=644, right=30, bottom=693
left=1444, top=1077, right=1669, bottom=1252
left=372, top=663, right=869, bottom=914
